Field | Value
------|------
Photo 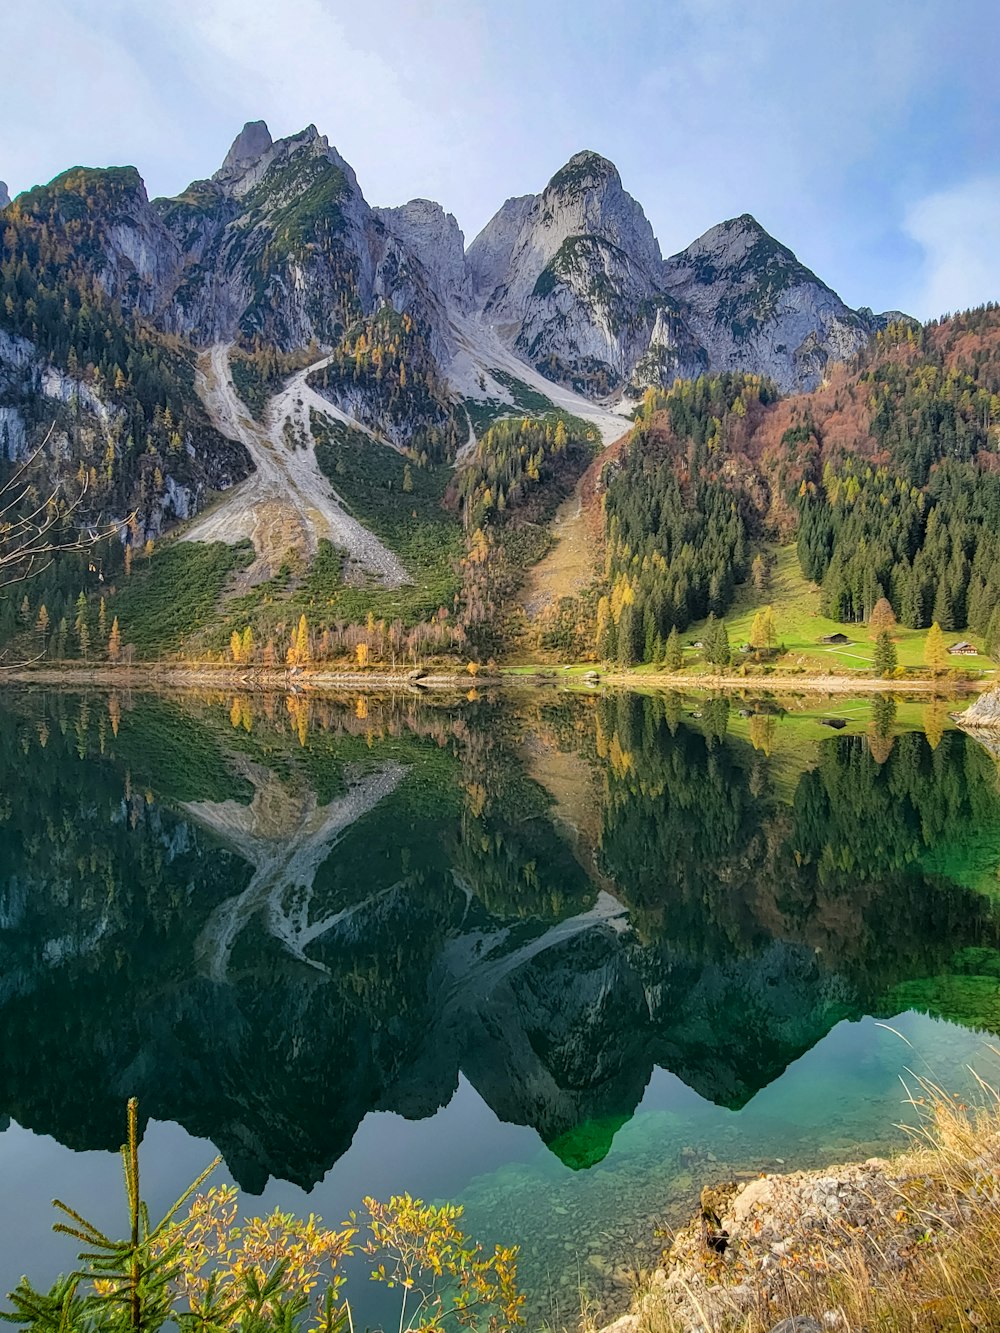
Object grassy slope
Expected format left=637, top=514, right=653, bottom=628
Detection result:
left=507, top=545, right=996, bottom=679
left=654, top=545, right=996, bottom=679
left=311, top=416, right=463, bottom=622
left=104, top=540, right=255, bottom=658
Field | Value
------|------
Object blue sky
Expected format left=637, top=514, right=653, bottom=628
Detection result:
left=2, top=0, right=998, bottom=320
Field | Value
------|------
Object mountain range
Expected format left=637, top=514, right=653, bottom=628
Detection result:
left=7, top=117, right=997, bottom=674
left=0, top=117, right=903, bottom=474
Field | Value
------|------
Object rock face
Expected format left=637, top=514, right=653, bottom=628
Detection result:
left=375, top=198, right=472, bottom=312
left=466, top=193, right=536, bottom=307
left=0, top=120, right=910, bottom=542
left=150, top=122, right=454, bottom=355
left=958, top=685, right=1000, bottom=730
left=2, top=123, right=904, bottom=406
left=213, top=119, right=273, bottom=185
left=466, top=157, right=899, bottom=399
left=0, top=182, right=10, bottom=209
left=467, top=151, right=705, bottom=395
left=661, top=214, right=880, bottom=392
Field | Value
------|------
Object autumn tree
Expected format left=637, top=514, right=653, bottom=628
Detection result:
left=749, top=605, right=777, bottom=652
left=74, top=591, right=90, bottom=659
left=924, top=621, right=948, bottom=676
left=107, top=616, right=122, bottom=663
left=287, top=615, right=311, bottom=668
left=868, top=597, right=897, bottom=639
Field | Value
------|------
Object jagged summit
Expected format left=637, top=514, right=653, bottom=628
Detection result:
left=0, top=182, right=9, bottom=209
left=545, top=149, right=622, bottom=194
left=662, top=214, right=872, bottom=390
left=669, top=212, right=825, bottom=283
left=375, top=198, right=471, bottom=310
left=214, top=120, right=273, bottom=182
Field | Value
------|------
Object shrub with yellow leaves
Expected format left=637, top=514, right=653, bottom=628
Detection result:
left=2, top=1102, right=525, bottom=1333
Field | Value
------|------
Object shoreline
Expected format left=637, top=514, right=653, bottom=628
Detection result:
left=596, top=1090, right=1000, bottom=1333
left=1, top=663, right=990, bottom=699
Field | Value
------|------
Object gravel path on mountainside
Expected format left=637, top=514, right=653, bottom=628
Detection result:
left=446, top=311, right=631, bottom=447
left=182, top=344, right=409, bottom=586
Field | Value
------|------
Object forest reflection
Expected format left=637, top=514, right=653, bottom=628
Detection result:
left=1, top=687, right=999, bottom=1189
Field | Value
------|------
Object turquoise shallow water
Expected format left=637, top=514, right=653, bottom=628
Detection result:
left=1, top=688, right=999, bottom=1327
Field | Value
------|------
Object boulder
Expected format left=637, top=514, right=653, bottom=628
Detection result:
left=958, top=685, right=1000, bottom=730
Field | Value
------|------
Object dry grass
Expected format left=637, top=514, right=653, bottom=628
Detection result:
left=519, top=480, right=600, bottom=618
left=595, top=1050, right=1000, bottom=1333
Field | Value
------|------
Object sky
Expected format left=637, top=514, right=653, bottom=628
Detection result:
left=2, top=0, right=998, bottom=320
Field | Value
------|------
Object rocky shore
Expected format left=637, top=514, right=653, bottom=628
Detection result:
left=597, top=1106, right=1000, bottom=1333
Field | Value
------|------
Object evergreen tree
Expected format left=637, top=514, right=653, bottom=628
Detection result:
left=664, top=624, right=682, bottom=672
left=986, top=605, right=1000, bottom=661
left=617, top=602, right=642, bottom=667
left=931, top=581, right=955, bottom=631
left=873, top=629, right=897, bottom=678
left=703, top=614, right=731, bottom=668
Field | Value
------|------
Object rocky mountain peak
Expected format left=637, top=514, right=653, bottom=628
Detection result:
left=466, top=194, right=537, bottom=305
left=215, top=120, right=273, bottom=183
left=471, top=149, right=663, bottom=336
left=662, top=215, right=871, bottom=391
left=0, top=182, right=9, bottom=210
left=544, top=150, right=622, bottom=196
left=670, top=213, right=801, bottom=275
left=539, top=149, right=659, bottom=264
left=375, top=198, right=471, bottom=310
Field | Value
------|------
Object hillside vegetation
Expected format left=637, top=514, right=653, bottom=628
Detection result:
left=534, top=305, right=1000, bottom=672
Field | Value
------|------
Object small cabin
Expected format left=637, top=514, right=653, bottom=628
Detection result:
left=948, top=641, right=978, bottom=656
left=820, top=633, right=852, bottom=645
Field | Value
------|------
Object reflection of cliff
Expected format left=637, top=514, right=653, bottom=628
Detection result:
left=1, top=690, right=1000, bottom=1193
left=184, top=759, right=407, bottom=978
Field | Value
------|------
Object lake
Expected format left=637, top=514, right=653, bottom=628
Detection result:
left=1, top=685, right=999, bottom=1329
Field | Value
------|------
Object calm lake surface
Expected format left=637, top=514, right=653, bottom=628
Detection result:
left=2, top=686, right=1000, bottom=1328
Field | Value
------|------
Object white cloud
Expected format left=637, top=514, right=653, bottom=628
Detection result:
left=905, top=178, right=1000, bottom=320
left=151, top=0, right=465, bottom=205
left=0, top=0, right=174, bottom=195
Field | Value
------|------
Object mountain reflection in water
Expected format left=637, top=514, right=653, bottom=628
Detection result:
left=1, top=687, right=999, bottom=1202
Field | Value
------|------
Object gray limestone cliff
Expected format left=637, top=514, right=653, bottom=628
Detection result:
left=957, top=686, right=1000, bottom=731
left=661, top=214, right=882, bottom=392
left=468, top=151, right=704, bottom=397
